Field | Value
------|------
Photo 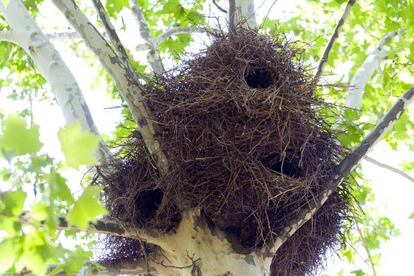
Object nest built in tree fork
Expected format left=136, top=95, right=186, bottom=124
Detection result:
left=97, top=29, right=353, bottom=275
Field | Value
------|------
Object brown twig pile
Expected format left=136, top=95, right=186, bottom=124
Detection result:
left=97, top=29, right=353, bottom=275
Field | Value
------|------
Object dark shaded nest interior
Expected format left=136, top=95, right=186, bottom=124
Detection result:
left=96, top=29, right=354, bottom=275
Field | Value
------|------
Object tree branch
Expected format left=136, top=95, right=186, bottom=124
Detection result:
left=57, top=216, right=165, bottom=246
left=0, top=0, right=110, bottom=162
left=345, top=30, right=404, bottom=109
left=315, top=0, right=356, bottom=80
left=52, top=0, right=169, bottom=174
left=91, top=0, right=130, bottom=65
left=129, top=0, right=164, bottom=75
left=364, top=155, right=414, bottom=183
left=267, top=86, right=414, bottom=257
left=354, top=218, right=378, bottom=276
left=213, top=0, right=227, bottom=13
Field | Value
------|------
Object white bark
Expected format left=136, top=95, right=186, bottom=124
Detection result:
left=0, top=30, right=14, bottom=42
left=345, top=31, right=403, bottom=109
left=234, top=0, right=257, bottom=29
left=52, top=209, right=271, bottom=275
left=0, top=0, right=109, bottom=162
left=52, top=0, right=169, bottom=174
left=155, top=210, right=271, bottom=276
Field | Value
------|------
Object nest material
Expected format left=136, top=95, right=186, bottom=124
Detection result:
left=97, top=29, right=352, bottom=275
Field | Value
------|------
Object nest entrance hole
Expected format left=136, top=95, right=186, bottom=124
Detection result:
left=262, top=153, right=302, bottom=178
left=244, top=67, right=273, bottom=89
left=135, top=189, right=163, bottom=222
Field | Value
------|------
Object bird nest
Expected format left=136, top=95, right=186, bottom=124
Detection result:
left=97, top=29, right=353, bottom=275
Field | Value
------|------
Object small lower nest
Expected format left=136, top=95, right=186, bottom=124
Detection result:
left=97, top=29, right=353, bottom=275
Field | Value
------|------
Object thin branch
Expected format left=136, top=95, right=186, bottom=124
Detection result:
left=136, top=26, right=212, bottom=51
left=57, top=217, right=165, bottom=245
left=129, top=0, right=164, bottom=74
left=364, top=155, right=414, bottom=183
left=315, top=0, right=356, bottom=80
left=212, top=0, right=227, bottom=13
left=355, top=218, right=378, bottom=276
left=91, top=0, right=130, bottom=64
left=19, top=211, right=164, bottom=247
left=52, top=0, right=169, bottom=174
left=267, top=86, right=414, bottom=257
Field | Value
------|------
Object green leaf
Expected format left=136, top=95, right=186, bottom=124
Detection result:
left=351, top=269, right=365, bottom=276
left=1, top=0, right=9, bottom=6
left=17, top=249, right=47, bottom=276
left=105, top=0, right=129, bottom=17
left=0, top=189, right=26, bottom=217
left=409, top=212, right=414, bottom=219
left=30, top=202, right=48, bottom=221
left=0, top=238, right=20, bottom=273
left=48, top=170, right=74, bottom=205
left=0, top=115, right=42, bottom=157
left=59, top=247, right=92, bottom=274
left=67, top=186, right=107, bottom=228
left=58, top=122, right=99, bottom=169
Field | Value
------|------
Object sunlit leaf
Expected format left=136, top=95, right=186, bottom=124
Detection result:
left=58, top=122, right=99, bottom=168
left=0, top=189, right=26, bottom=217
left=0, top=238, right=20, bottom=273
left=67, top=186, right=107, bottom=228
left=0, top=115, right=42, bottom=157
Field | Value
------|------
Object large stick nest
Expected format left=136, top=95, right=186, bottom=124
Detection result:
left=97, top=29, right=353, bottom=275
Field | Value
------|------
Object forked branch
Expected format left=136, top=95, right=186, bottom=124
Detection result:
left=268, top=86, right=414, bottom=256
